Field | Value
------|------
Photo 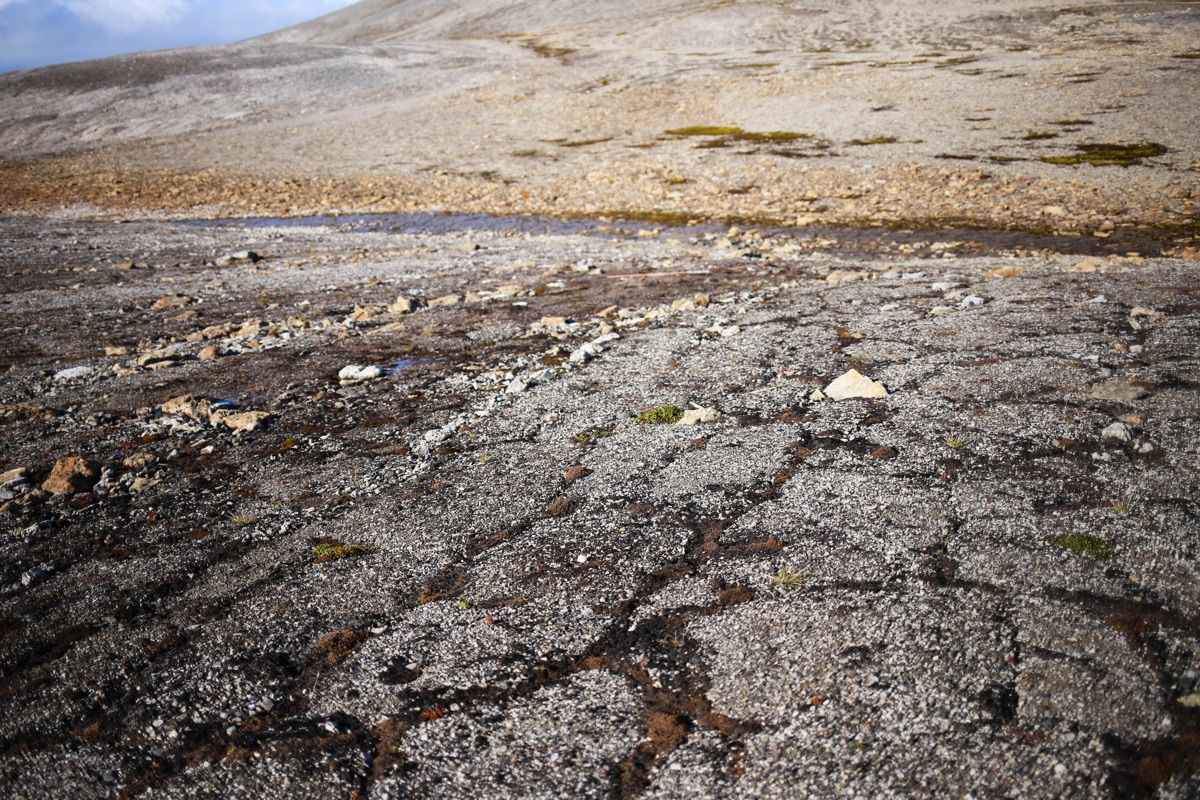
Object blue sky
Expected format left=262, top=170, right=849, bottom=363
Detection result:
left=0, top=0, right=357, bottom=73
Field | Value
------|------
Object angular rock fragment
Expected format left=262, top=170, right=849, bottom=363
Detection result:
left=823, top=369, right=889, bottom=401
left=338, top=364, right=383, bottom=385
left=678, top=407, right=721, bottom=426
left=42, top=455, right=98, bottom=495
left=212, top=410, right=271, bottom=433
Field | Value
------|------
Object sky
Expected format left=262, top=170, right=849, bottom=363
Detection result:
left=0, top=0, right=357, bottom=73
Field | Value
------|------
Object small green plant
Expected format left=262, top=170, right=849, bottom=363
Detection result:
left=772, top=570, right=807, bottom=590
left=575, top=427, right=615, bottom=444
left=313, top=539, right=373, bottom=563
left=945, top=435, right=969, bottom=449
left=849, top=135, right=899, bottom=146
left=1052, top=534, right=1114, bottom=559
left=229, top=512, right=257, bottom=528
left=666, top=125, right=745, bottom=136
left=1040, top=142, right=1166, bottom=167
left=455, top=595, right=477, bottom=610
left=635, top=405, right=685, bottom=425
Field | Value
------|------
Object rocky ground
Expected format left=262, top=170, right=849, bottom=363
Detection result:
left=1, top=1, right=1199, bottom=797
left=0, top=213, right=1197, bottom=797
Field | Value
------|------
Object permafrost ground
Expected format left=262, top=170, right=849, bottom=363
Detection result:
left=1, top=0, right=1199, bottom=797
left=0, top=216, right=1197, bottom=798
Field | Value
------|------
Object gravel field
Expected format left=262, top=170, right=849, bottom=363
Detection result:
left=0, top=1, right=1198, bottom=798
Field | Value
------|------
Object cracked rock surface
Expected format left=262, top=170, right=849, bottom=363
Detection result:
left=0, top=215, right=1198, bottom=798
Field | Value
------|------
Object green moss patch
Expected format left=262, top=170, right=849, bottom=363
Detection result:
left=849, top=136, right=898, bottom=146
left=313, top=539, right=373, bottom=563
left=635, top=405, right=685, bottom=425
left=1040, top=142, right=1166, bottom=167
left=666, top=126, right=745, bottom=137
left=575, top=427, right=615, bottom=444
left=1051, top=534, right=1114, bottom=559
left=1022, top=131, right=1058, bottom=140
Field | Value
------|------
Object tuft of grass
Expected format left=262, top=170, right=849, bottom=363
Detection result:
left=635, top=405, right=685, bottom=425
left=1112, top=500, right=1133, bottom=516
left=1040, top=142, right=1166, bottom=167
left=1052, top=534, right=1114, bottom=559
left=313, top=539, right=373, bottom=563
left=1051, top=119, right=1093, bottom=126
left=772, top=570, right=807, bottom=590
left=229, top=512, right=258, bottom=528
left=1022, top=131, right=1058, bottom=140
left=849, top=136, right=899, bottom=146
left=666, top=126, right=745, bottom=137
left=945, top=435, right=969, bottom=449
left=455, top=595, right=477, bottom=610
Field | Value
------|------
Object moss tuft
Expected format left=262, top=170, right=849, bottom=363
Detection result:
left=849, top=136, right=898, bottom=146
left=635, top=405, right=685, bottom=425
left=313, top=539, right=373, bottom=563
left=575, top=427, right=615, bottom=444
left=1051, top=534, right=1114, bottom=559
left=1040, top=142, right=1166, bottom=167
left=666, top=126, right=745, bottom=137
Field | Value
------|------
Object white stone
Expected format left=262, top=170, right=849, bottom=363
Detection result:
left=338, top=364, right=383, bottom=384
left=53, top=366, right=93, bottom=381
left=1101, top=422, right=1132, bottom=442
left=823, top=369, right=888, bottom=401
left=677, top=407, right=720, bottom=426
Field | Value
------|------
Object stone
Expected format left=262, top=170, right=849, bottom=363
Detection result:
left=41, top=455, right=98, bottom=495
left=197, top=345, right=222, bottom=361
left=428, top=294, right=462, bottom=307
left=0, top=403, right=59, bottom=424
left=823, top=369, right=889, bottom=401
left=137, top=348, right=180, bottom=367
left=338, top=365, right=383, bottom=385
left=161, top=394, right=212, bottom=422
left=53, top=366, right=93, bottom=381
left=825, top=269, right=869, bottom=284
left=959, top=295, right=985, bottom=308
left=0, top=467, right=26, bottom=484
left=1101, top=422, right=1133, bottom=443
left=105, top=346, right=130, bottom=356
left=211, top=410, right=271, bottom=433
left=1088, top=382, right=1150, bottom=403
left=150, top=295, right=191, bottom=311
left=563, top=465, right=592, bottom=483
left=544, top=495, right=579, bottom=517
left=122, top=452, right=157, bottom=469
left=869, top=445, right=898, bottom=460
left=112, top=260, right=136, bottom=270
left=389, top=296, right=417, bottom=314
left=677, top=407, right=721, bottom=426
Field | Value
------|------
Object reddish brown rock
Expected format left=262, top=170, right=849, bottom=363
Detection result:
left=563, top=465, right=592, bottom=483
left=543, top=495, right=579, bottom=518
left=42, top=456, right=98, bottom=495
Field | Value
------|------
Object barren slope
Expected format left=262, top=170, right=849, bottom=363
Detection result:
left=0, top=0, right=1196, bottom=238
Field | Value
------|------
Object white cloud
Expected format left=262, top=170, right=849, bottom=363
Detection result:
left=0, top=0, right=356, bottom=71
left=60, top=0, right=188, bottom=32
